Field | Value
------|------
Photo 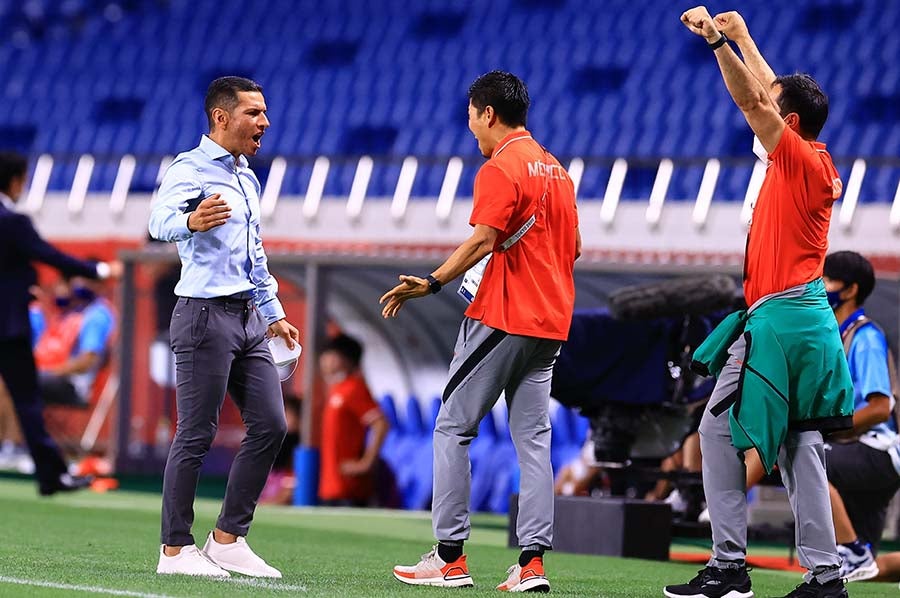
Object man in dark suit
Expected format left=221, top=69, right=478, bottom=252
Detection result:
left=0, top=151, right=119, bottom=495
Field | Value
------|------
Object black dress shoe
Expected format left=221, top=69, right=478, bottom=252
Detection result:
left=39, top=473, right=93, bottom=496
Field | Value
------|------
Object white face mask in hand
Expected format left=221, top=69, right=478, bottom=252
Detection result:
left=752, top=135, right=769, bottom=164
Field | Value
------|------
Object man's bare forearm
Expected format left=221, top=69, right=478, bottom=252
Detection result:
left=712, top=43, right=770, bottom=113
left=361, top=417, right=389, bottom=469
left=733, top=36, right=776, bottom=88
left=431, top=229, right=495, bottom=284
left=54, top=351, right=99, bottom=376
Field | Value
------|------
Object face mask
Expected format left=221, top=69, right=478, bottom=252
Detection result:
left=752, top=135, right=769, bottom=164
left=826, top=287, right=846, bottom=309
left=55, top=296, right=71, bottom=309
left=323, top=370, right=348, bottom=387
left=71, top=286, right=96, bottom=303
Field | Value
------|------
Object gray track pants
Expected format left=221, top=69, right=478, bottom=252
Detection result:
left=700, top=333, right=840, bottom=582
left=432, top=317, right=560, bottom=549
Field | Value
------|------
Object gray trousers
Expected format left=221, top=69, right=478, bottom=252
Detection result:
left=432, top=317, right=560, bottom=549
left=700, top=334, right=840, bottom=583
left=161, top=296, right=286, bottom=546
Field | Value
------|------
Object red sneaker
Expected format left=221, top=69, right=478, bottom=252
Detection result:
left=496, top=556, right=550, bottom=592
left=393, top=545, right=474, bottom=587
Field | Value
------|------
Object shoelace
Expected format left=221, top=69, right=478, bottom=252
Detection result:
left=691, top=566, right=749, bottom=585
left=691, top=567, right=727, bottom=584
left=420, top=545, right=441, bottom=568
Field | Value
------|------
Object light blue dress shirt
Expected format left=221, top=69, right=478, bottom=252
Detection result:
left=148, top=135, right=285, bottom=324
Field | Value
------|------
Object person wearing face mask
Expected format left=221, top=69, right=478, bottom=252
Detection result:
left=819, top=251, right=900, bottom=583
left=317, top=334, right=390, bottom=507
left=33, top=275, right=115, bottom=408
left=674, top=8, right=854, bottom=598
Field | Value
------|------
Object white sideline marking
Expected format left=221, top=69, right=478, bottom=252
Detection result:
left=0, top=575, right=173, bottom=597
left=219, top=577, right=308, bottom=592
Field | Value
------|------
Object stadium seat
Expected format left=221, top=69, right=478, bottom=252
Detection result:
left=0, top=0, right=895, bottom=198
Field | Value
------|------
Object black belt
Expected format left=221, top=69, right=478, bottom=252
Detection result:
left=181, top=292, right=254, bottom=306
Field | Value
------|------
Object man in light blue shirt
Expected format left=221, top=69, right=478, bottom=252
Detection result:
left=823, top=251, right=900, bottom=583
left=149, top=76, right=298, bottom=579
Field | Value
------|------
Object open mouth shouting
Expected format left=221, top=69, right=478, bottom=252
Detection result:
left=251, top=131, right=264, bottom=150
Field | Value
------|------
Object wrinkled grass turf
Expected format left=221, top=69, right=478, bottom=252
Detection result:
left=0, top=478, right=895, bottom=597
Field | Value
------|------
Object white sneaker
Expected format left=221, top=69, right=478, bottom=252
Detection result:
left=156, top=544, right=230, bottom=577
left=392, top=545, right=474, bottom=587
left=664, top=489, right=688, bottom=513
left=202, top=532, right=282, bottom=578
left=837, top=543, right=879, bottom=582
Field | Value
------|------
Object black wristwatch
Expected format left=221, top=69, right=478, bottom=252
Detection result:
left=425, top=275, right=442, bottom=294
left=708, top=32, right=728, bottom=50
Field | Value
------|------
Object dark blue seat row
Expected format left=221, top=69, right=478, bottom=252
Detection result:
left=1, top=0, right=898, bottom=199
left=377, top=395, right=590, bottom=513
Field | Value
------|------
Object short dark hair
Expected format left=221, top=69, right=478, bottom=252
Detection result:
left=204, top=76, right=263, bottom=130
left=772, top=73, right=829, bottom=140
left=467, top=71, right=530, bottom=128
left=322, top=333, right=363, bottom=367
left=0, top=151, right=27, bottom=194
left=824, top=250, right=876, bottom=305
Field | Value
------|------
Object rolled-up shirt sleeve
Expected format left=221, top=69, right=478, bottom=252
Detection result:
left=149, top=160, right=199, bottom=242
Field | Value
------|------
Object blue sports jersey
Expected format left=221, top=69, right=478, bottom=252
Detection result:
left=70, top=300, right=115, bottom=400
left=841, top=308, right=900, bottom=472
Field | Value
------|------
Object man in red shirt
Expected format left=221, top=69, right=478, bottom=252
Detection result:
left=317, top=334, right=389, bottom=506
left=382, top=71, right=580, bottom=592
left=668, top=9, right=851, bottom=598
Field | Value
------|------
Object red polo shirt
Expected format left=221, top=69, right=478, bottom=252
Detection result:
left=465, top=131, right=579, bottom=341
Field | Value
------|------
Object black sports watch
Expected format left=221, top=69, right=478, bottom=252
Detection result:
left=708, top=32, right=728, bottom=50
left=425, top=274, right=442, bottom=294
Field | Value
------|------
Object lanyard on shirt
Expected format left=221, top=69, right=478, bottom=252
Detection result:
left=493, top=135, right=551, bottom=253
left=457, top=137, right=552, bottom=303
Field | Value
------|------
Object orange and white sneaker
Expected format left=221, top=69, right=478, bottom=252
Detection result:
left=393, top=545, right=474, bottom=587
left=496, top=557, right=550, bottom=592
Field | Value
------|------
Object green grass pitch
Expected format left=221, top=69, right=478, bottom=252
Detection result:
left=0, top=478, right=895, bottom=596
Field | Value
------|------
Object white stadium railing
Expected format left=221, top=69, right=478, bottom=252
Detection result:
left=19, top=153, right=900, bottom=231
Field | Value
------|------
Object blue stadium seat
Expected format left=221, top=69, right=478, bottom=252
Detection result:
left=428, top=396, right=441, bottom=433
left=0, top=0, right=895, bottom=200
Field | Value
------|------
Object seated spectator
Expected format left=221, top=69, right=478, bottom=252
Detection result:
left=317, top=334, right=389, bottom=507
left=33, top=275, right=115, bottom=407
left=260, top=394, right=302, bottom=505
left=554, top=437, right=602, bottom=497
left=645, top=432, right=705, bottom=521
left=821, top=251, right=900, bottom=582
left=739, top=251, right=900, bottom=584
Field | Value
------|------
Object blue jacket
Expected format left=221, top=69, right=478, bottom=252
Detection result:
left=0, top=198, right=99, bottom=341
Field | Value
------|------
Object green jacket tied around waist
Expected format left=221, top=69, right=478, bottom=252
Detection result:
left=691, top=278, right=854, bottom=472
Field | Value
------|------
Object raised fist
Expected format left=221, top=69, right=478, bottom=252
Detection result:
left=714, top=11, right=749, bottom=42
left=681, top=6, right=719, bottom=42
